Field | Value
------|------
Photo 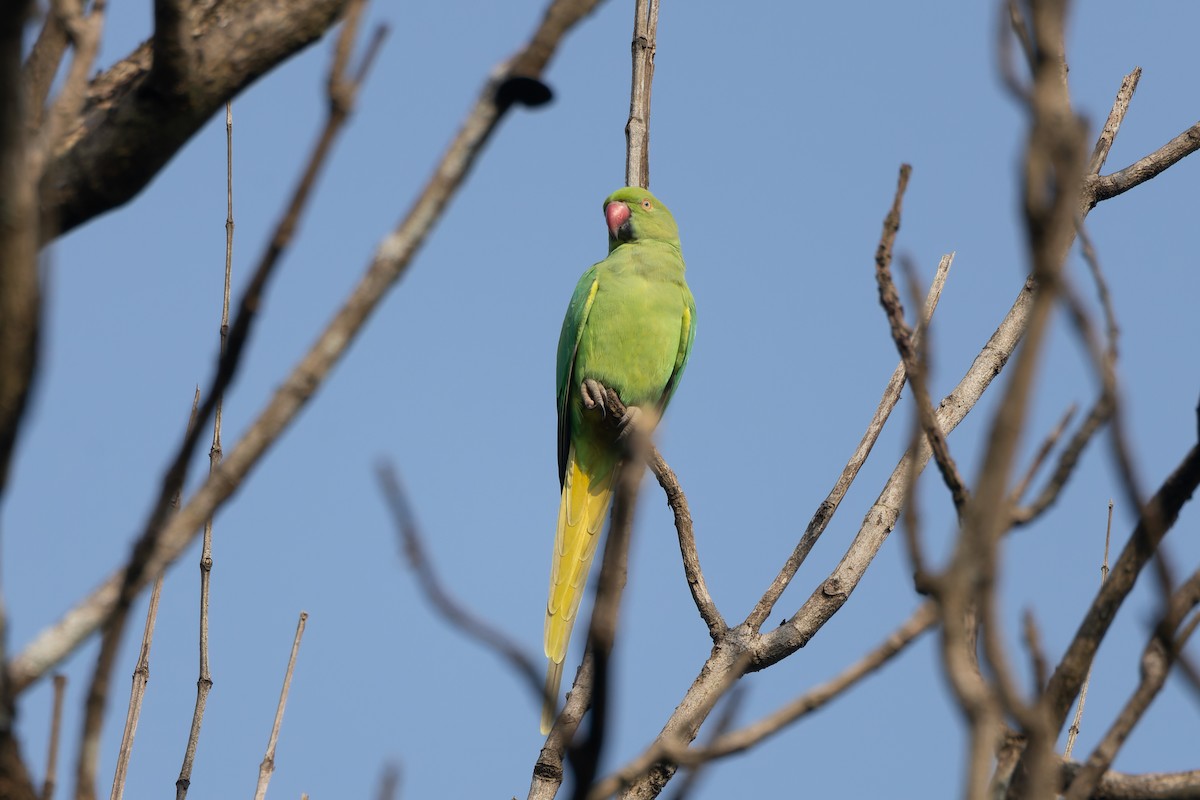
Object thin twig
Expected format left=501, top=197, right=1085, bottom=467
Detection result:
left=1021, top=610, right=1048, bottom=693
left=11, top=0, right=605, bottom=694
left=108, top=575, right=163, bottom=800
left=376, top=463, right=543, bottom=697
left=1009, top=403, right=1076, bottom=505
left=646, top=439, right=723, bottom=639
left=41, top=674, right=66, bottom=800
left=253, top=612, right=309, bottom=800
left=1063, top=499, right=1113, bottom=759
left=176, top=93, right=239, bottom=800
left=1011, top=391, right=1110, bottom=526
left=624, top=0, right=658, bottom=188
left=896, top=255, right=939, bottom=592
left=1086, top=69, right=1141, bottom=176
left=873, top=166, right=970, bottom=516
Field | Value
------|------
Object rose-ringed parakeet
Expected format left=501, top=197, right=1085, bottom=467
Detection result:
left=542, top=187, right=696, bottom=734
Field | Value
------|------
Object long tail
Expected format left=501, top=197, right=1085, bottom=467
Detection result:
left=542, top=443, right=615, bottom=734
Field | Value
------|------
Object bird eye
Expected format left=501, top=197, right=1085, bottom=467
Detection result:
left=641, top=199, right=653, bottom=210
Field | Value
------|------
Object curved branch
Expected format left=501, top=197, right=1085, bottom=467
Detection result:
left=873, top=166, right=970, bottom=516
left=377, top=463, right=543, bottom=699
left=645, top=445, right=723, bottom=639
left=1087, top=121, right=1200, bottom=207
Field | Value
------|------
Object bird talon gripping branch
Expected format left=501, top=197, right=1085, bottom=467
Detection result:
left=541, top=187, right=696, bottom=734
left=581, top=378, right=608, bottom=417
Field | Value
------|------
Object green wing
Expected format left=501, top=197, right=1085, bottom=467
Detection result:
left=555, top=265, right=600, bottom=487
left=659, top=286, right=697, bottom=413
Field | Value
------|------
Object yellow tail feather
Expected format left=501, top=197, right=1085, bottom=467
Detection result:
left=541, top=444, right=615, bottom=734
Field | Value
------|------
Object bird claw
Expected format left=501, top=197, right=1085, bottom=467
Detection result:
left=581, top=379, right=608, bottom=417
left=616, top=405, right=643, bottom=442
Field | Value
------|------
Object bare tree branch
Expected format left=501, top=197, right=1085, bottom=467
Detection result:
left=646, top=441, right=723, bottom=639
left=1063, top=499, right=1113, bottom=759
left=1087, top=121, right=1200, bottom=207
left=1058, top=761, right=1200, bottom=800
left=253, top=612, right=309, bottom=800
left=1021, top=610, right=1048, bottom=694
left=177, top=90, right=243, bottom=800
left=873, top=165, right=970, bottom=516
left=108, top=575, right=164, bottom=800
left=1086, top=68, right=1141, bottom=176
left=624, top=0, right=658, bottom=188
left=41, top=674, right=66, bottom=800
left=376, top=463, right=543, bottom=698
left=1009, top=402, right=1076, bottom=508
left=1011, top=391, right=1112, bottom=526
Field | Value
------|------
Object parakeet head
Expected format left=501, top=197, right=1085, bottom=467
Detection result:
left=602, top=187, right=680, bottom=251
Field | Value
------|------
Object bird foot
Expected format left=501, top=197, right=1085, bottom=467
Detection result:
left=581, top=378, right=608, bottom=417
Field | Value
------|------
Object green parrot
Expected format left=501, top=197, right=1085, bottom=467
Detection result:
left=542, top=186, right=696, bottom=734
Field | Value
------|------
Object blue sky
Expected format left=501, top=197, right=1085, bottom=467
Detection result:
left=6, top=1, right=1200, bottom=798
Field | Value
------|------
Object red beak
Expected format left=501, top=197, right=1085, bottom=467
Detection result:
left=605, top=202, right=630, bottom=239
